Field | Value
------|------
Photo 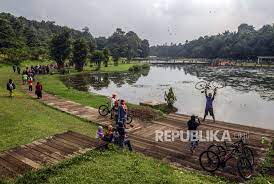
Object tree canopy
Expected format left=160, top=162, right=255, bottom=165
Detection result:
left=150, top=23, right=274, bottom=60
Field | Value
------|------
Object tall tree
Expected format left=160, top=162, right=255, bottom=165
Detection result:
left=50, top=29, right=71, bottom=70
left=140, top=39, right=150, bottom=58
left=103, top=48, right=110, bottom=67
left=91, top=50, right=104, bottom=69
left=72, top=38, right=88, bottom=71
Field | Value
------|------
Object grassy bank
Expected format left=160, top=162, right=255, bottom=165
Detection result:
left=10, top=147, right=227, bottom=184
left=0, top=63, right=231, bottom=184
left=0, top=63, right=98, bottom=151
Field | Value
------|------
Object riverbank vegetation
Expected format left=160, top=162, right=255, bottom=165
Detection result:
left=150, top=23, right=274, bottom=60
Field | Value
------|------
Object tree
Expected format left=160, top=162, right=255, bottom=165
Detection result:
left=72, top=38, right=88, bottom=72
left=103, top=48, right=110, bottom=67
left=50, top=29, right=71, bottom=70
left=164, top=87, right=177, bottom=108
left=0, top=18, right=17, bottom=48
left=91, top=50, right=104, bottom=69
left=140, top=39, right=150, bottom=58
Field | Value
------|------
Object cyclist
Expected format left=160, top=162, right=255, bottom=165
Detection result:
left=6, top=79, right=16, bottom=97
left=110, top=93, right=117, bottom=119
left=187, top=115, right=201, bottom=154
left=203, top=88, right=217, bottom=123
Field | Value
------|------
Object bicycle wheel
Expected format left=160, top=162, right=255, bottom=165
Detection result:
left=199, top=150, right=220, bottom=172
left=242, top=147, right=254, bottom=166
left=98, top=105, right=109, bottom=116
left=195, top=81, right=208, bottom=90
left=211, top=81, right=225, bottom=89
left=237, top=157, right=253, bottom=179
left=207, top=144, right=226, bottom=158
left=125, top=114, right=133, bottom=124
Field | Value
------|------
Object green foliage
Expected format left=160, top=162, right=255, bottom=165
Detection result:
left=128, top=64, right=150, bottom=72
left=72, top=38, right=88, bottom=71
left=102, top=48, right=110, bottom=67
left=164, top=87, right=177, bottom=107
left=150, top=23, right=274, bottom=60
left=91, top=50, right=104, bottom=70
left=50, top=29, right=71, bottom=70
left=0, top=18, right=18, bottom=48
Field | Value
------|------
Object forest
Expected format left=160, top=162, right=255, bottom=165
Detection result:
left=150, top=23, right=274, bottom=60
left=0, top=12, right=150, bottom=68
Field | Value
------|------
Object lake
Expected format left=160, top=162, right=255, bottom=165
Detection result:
left=62, top=64, right=274, bottom=130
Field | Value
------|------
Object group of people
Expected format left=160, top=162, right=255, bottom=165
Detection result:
left=96, top=93, right=132, bottom=151
left=8, top=65, right=44, bottom=99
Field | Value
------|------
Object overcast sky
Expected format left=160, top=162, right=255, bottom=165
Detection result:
left=0, top=0, right=273, bottom=45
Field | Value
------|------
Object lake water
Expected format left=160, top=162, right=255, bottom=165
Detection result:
left=62, top=65, right=274, bottom=130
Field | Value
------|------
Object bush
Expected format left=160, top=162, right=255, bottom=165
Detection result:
left=128, top=64, right=150, bottom=72
left=129, top=105, right=163, bottom=121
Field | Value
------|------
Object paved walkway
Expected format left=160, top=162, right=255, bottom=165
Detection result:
left=0, top=131, right=106, bottom=179
left=18, top=84, right=274, bottom=181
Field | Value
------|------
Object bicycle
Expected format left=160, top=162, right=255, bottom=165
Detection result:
left=207, top=136, right=254, bottom=166
left=200, top=137, right=254, bottom=179
left=195, top=80, right=225, bottom=93
left=98, top=102, right=133, bottom=124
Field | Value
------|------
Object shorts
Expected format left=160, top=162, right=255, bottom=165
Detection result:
left=205, top=107, right=214, bottom=116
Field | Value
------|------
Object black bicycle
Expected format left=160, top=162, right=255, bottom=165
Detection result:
left=195, top=80, right=225, bottom=93
left=200, top=137, right=254, bottom=179
left=98, top=102, right=133, bottom=124
left=207, top=136, right=254, bottom=166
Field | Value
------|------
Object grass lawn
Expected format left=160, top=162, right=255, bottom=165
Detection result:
left=11, top=148, right=228, bottom=184
left=0, top=63, right=98, bottom=151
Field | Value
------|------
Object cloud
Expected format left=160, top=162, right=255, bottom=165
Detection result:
left=0, top=0, right=273, bottom=45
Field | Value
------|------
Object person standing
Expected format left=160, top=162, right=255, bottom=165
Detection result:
left=28, top=76, right=33, bottom=91
left=118, top=99, right=127, bottom=125
left=203, top=88, right=217, bottom=123
left=6, top=79, right=16, bottom=97
left=35, top=82, right=43, bottom=99
left=12, top=65, right=16, bottom=73
left=110, top=93, right=117, bottom=119
left=187, top=115, right=201, bottom=154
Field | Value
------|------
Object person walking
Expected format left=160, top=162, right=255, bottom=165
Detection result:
left=35, top=82, right=43, bottom=99
left=28, top=76, right=33, bottom=91
left=6, top=79, right=16, bottom=97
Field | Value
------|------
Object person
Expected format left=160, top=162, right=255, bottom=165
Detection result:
left=116, top=122, right=132, bottom=151
left=110, top=93, right=117, bottom=119
left=187, top=115, right=201, bottom=154
left=6, top=79, right=16, bottom=97
left=118, top=99, right=127, bottom=125
left=102, top=125, right=114, bottom=143
left=28, top=76, right=33, bottom=91
left=17, top=66, right=21, bottom=74
left=96, top=126, right=104, bottom=139
left=22, top=73, right=28, bottom=85
left=12, top=65, right=16, bottom=73
left=113, top=100, right=119, bottom=124
left=203, top=88, right=217, bottom=123
left=35, top=82, right=43, bottom=99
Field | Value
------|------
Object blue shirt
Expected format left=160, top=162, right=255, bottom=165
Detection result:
left=206, top=96, right=214, bottom=109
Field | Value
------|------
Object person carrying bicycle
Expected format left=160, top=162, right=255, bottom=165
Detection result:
left=187, top=115, right=201, bottom=154
left=6, top=79, right=16, bottom=97
left=203, top=87, right=217, bottom=123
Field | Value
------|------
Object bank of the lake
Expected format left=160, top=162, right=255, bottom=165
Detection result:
left=0, top=63, right=232, bottom=184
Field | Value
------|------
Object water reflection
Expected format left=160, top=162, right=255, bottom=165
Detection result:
left=61, top=66, right=150, bottom=91
left=62, top=65, right=274, bottom=129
